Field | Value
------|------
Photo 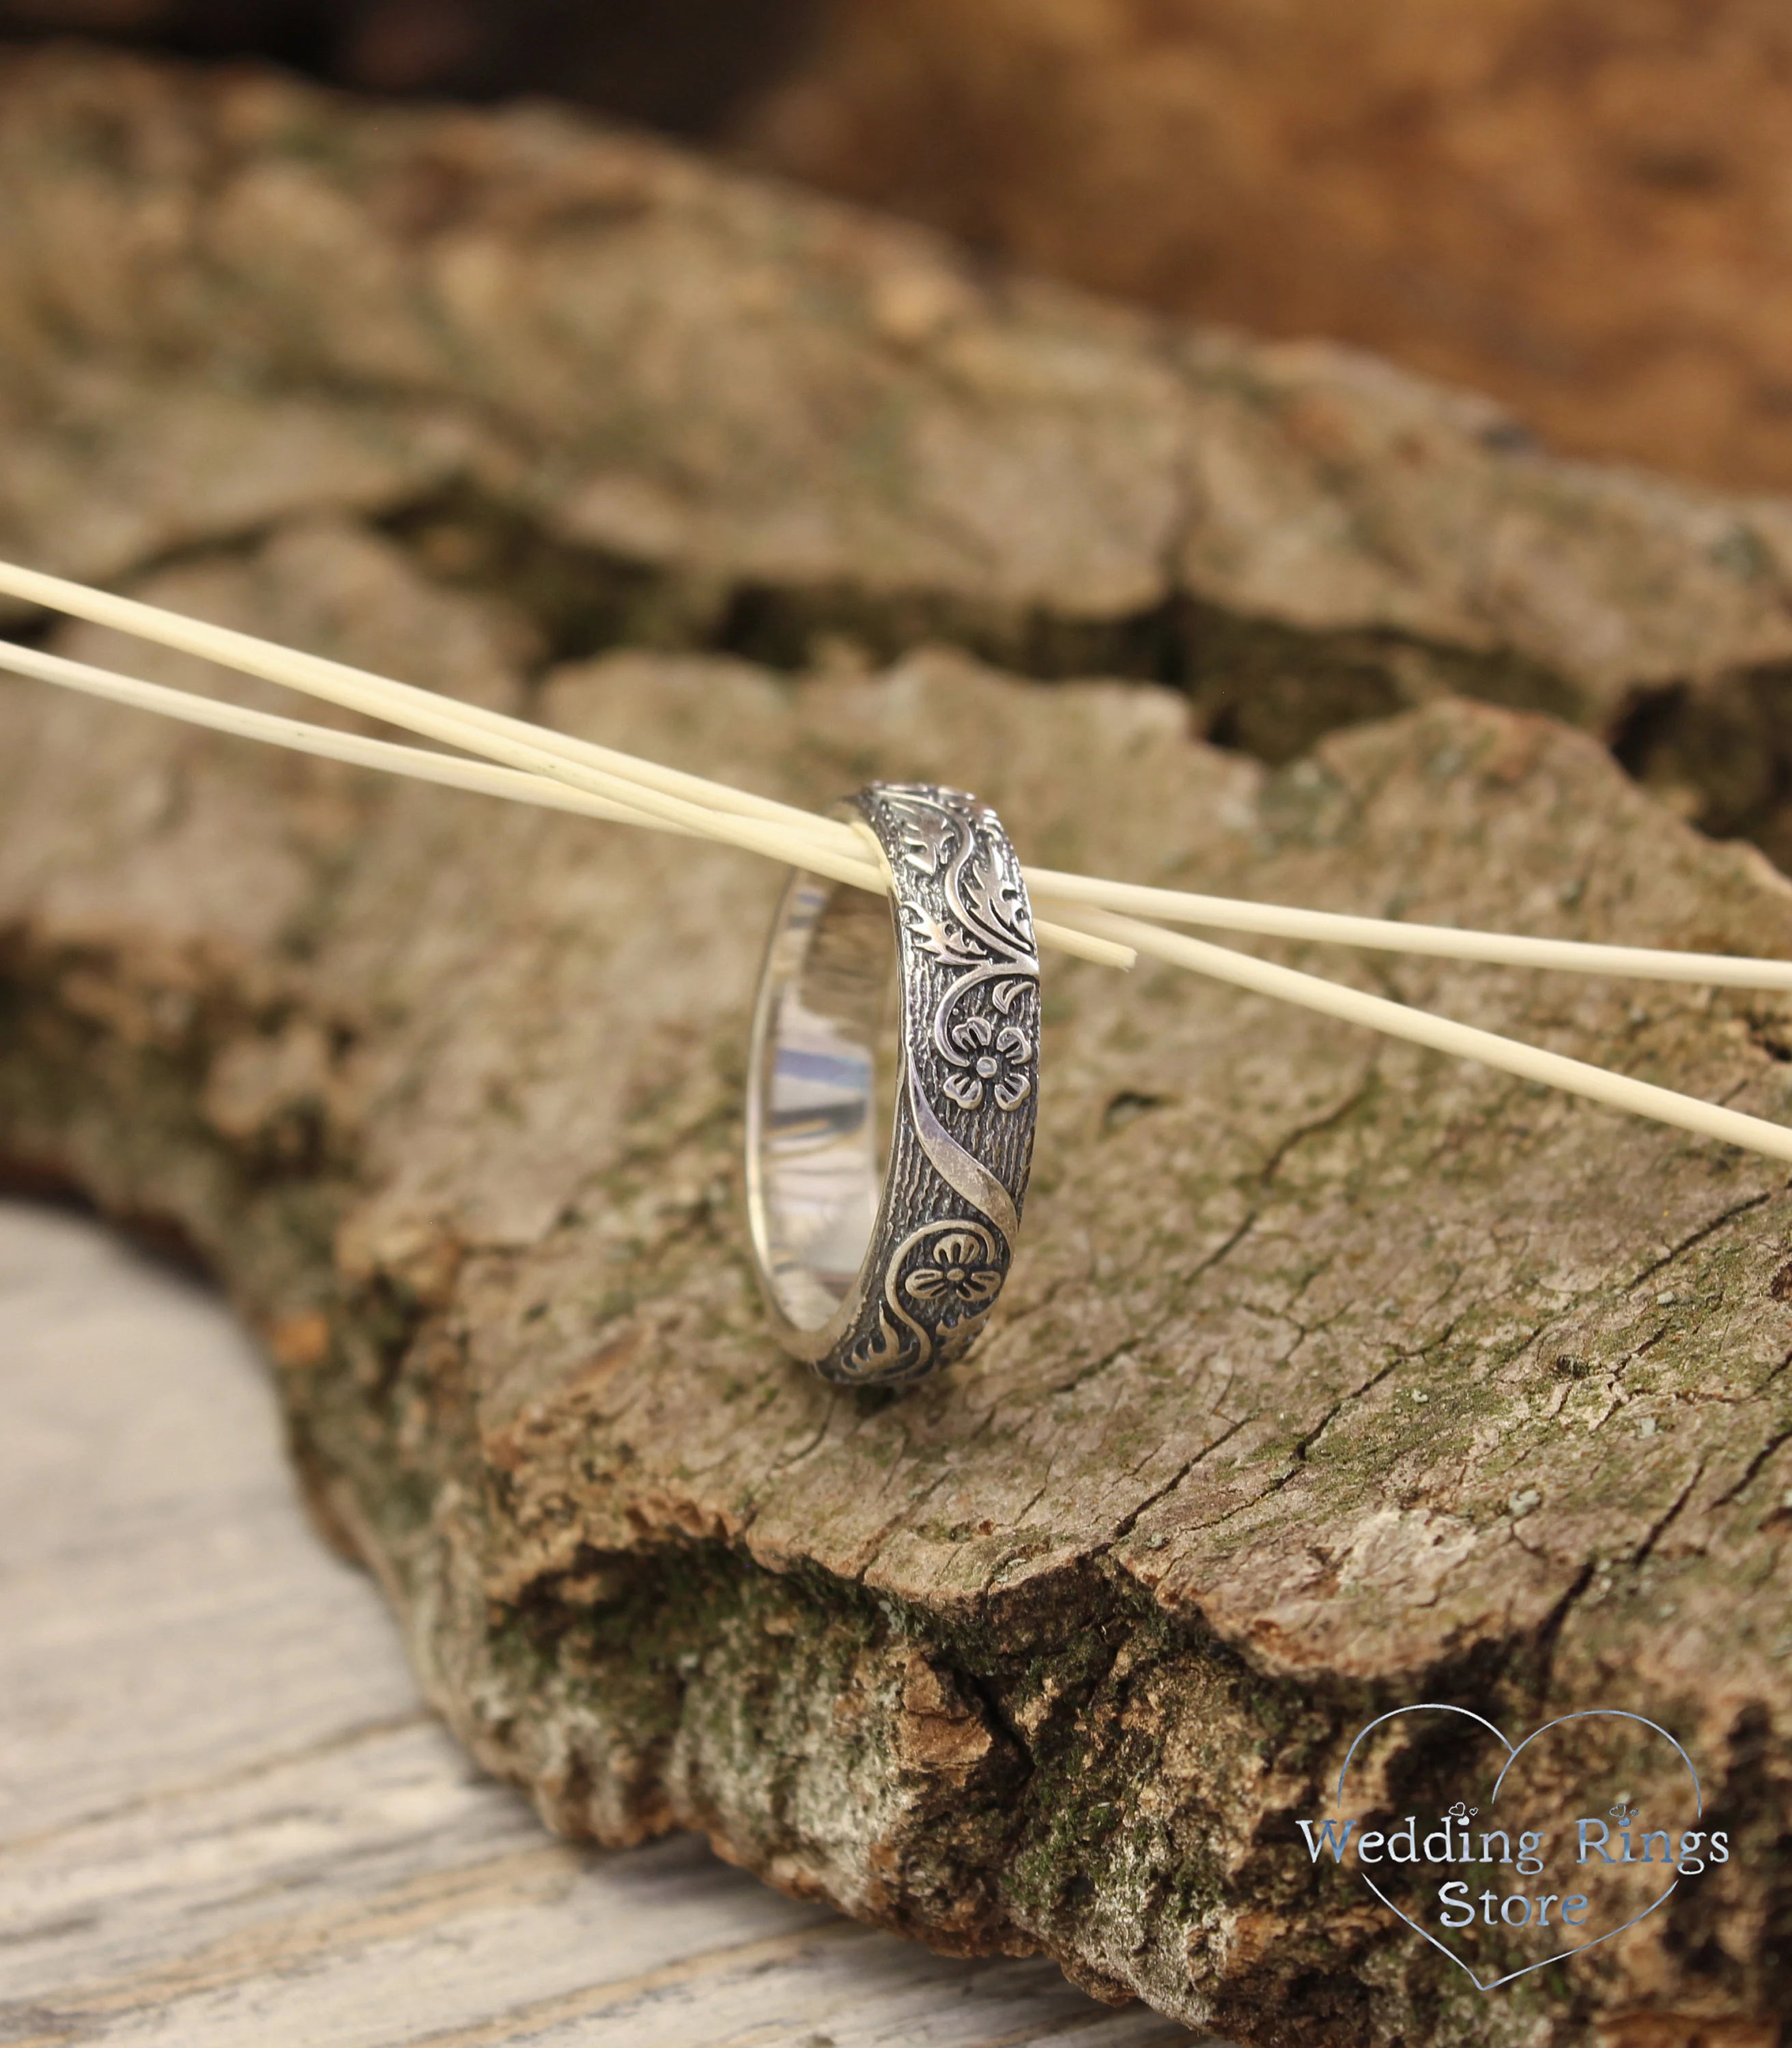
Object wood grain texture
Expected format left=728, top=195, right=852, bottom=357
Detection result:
left=0, top=1199, right=1201, bottom=2048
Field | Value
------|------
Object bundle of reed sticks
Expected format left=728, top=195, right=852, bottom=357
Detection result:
left=4, top=554, right=1792, bottom=1165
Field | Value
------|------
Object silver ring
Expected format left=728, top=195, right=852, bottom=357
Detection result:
left=746, top=783, right=1040, bottom=1386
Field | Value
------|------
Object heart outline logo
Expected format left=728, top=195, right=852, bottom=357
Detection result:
left=1332, top=1703, right=1704, bottom=1991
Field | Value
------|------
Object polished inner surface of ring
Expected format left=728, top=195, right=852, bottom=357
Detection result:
left=754, top=876, right=895, bottom=1331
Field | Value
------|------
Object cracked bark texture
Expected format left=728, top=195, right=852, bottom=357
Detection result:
left=5, top=526, right=1792, bottom=2043
left=3, top=44, right=1792, bottom=2048
left=10, top=46, right=1792, bottom=857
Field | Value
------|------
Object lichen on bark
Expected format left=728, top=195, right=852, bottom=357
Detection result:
left=4, top=528, right=1792, bottom=2039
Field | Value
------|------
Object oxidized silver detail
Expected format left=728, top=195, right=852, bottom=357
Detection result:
left=745, top=784, right=1040, bottom=1385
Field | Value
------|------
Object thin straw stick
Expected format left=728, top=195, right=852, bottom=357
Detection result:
left=9, top=606, right=1792, bottom=1161
left=1068, top=904, right=1792, bottom=1166
left=0, top=640, right=1135, bottom=969
left=0, top=640, right=681, bottom=831
left=0, top=631, right=872, bottom=876
left=0, top=561, right=881, bottom=880
left=1026, top=868, right=1792, bottom=992
left=7, top=553, right=1792, bottom=992
left=0, top=556, right=868, bottom=857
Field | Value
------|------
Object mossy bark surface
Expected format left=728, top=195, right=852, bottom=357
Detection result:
left=4, top=567, right=1792, bottom=2042
left=3, top=46, right=1792, bottom=2047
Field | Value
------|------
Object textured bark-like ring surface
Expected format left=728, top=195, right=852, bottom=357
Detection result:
left=746, top=784, right=1040, bottom=1385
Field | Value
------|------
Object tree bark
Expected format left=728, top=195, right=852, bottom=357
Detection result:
left=2, top=47, right=1792, bottom=2048
left=7, top=43, right=1792, bottom=822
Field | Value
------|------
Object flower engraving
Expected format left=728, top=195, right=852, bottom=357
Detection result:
left=902, top=1229, right=1002, bottom=1324
left=940, top=1009, right=1034, bottom=1111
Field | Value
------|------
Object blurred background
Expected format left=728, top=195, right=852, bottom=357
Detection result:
left=3, top=0, right=1789, bottom=496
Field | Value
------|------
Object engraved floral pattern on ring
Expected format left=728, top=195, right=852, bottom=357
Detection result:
left=941, top=1008, right=1034, bottom=1111
left=901, top=1228, right=1004, bottom=1323
left=883, top=790, right=1040, bottom=1128
left=752, top=781, right=1037, bottom=1386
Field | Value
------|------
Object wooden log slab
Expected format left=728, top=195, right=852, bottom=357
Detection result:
left=3, top=45, right=1792, bottom=2047
left=3, top=522, right=1792, bottom=2043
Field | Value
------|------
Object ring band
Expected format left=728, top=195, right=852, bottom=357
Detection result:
left=746, top=783, right=1040, bottom=1385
